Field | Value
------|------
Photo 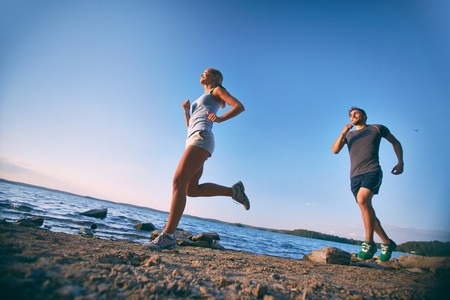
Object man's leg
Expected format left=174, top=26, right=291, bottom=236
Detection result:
left=356, top=187, right=379, bottom=259
left=356, top=187, right=376, bottom=243
left=374, top=217, right=390, bottom=244
left=357, top=187, right=391, bottom=244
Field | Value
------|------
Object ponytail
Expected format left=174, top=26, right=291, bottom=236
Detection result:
left=208, top=68, right=226, bottom=108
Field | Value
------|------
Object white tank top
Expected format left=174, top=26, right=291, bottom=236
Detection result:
left=187, top=88, right=221, bottom=137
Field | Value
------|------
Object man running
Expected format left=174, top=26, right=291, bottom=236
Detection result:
left=332, top=107, right=404, bottom=262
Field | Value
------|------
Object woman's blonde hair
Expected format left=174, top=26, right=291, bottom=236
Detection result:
left=208, top=68, right=226, bottom=108
left=207, top=68, right=224, bottom=87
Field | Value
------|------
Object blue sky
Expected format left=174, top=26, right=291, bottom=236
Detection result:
left=1, top=0, right=449, bottom=244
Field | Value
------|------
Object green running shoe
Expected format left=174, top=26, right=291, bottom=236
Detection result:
left=380, top=239, right=397, bottom=262
left=357, top=241, right=377, bottom=260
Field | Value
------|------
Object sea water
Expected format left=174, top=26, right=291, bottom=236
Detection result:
left=0, top=181, right=406, bottom=259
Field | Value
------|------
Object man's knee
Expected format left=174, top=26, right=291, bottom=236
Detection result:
left=356, top=188, right=373, bottom=205
left=357, top=198, right=373, bottom=210
left=357, top=196, right=368, bottom=205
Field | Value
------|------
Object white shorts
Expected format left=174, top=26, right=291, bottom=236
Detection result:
left=186, top=130, right=215, bottom=156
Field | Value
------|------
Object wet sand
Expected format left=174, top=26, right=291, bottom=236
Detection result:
left=0, top=222, right=448, bottom=299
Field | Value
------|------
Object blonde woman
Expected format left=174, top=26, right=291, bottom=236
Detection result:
left=146, top=68, right=250, bottom=250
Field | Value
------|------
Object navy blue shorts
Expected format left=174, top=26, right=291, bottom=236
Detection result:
left=351, top=171, right=383, bottom=199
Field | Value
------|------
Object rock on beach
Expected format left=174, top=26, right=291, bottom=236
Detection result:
left=150, top=230, right=225, bottom=250
left=0, top=222, right=449, bottom=299
left=303, top=247, right=352, bottom=265
left=399, top=256, right=450, bottom=270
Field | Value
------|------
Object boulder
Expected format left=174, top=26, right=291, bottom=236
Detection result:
left=191, top=240, right=211, bottom=248
left=135, top=223, right=155, bottom=231
left=352, top=261, right=387, bottom=269
left=17, top=217, right=44, bottom=227
left=211, top=241, right=226, bottom=250
left=398, top=256, right=450, bottom=270
left=80, top=208, right=107, bottom=219
left=303, top=247, right=351, bottom=265
left=79, top=227, right=95, bottom=236
left=149, top=230, right=225, bottom=250
left=192, top=232, right=220, bottom=243
left=179, top=239, right=197, bottom=247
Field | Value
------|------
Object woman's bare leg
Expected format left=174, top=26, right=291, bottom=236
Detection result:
left=164, top=146, right=210, bottom=234
left=186, top=165, right=233, bottom=198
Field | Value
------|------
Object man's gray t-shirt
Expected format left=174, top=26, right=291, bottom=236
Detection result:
left=345, top=124, right=390, bottom=178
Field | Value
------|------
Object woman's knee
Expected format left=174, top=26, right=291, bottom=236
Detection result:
left=186, top=184, right=199, bottom=197
left=172, top=175, right=188, bottom=193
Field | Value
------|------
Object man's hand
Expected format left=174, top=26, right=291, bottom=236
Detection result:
left=342, top=124, right=353, bottom=134
left=391, top=163, right=404, bottom=175
left=332, top=124, right=353, bottom=154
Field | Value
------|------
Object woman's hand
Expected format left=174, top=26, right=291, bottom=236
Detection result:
left=210, top=87, right=245, bottom=123
left=182, top=99, right=190, bottom=113
left=182, top=99, right=191, bottom=127
left=207, top=112, right=222, bottom=123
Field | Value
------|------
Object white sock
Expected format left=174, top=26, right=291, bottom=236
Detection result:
left=162, top=231, right=175, bottom=238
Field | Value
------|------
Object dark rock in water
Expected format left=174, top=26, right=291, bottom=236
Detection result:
left=192, top=232, right=220, bottom=243
left=80, top=208, right=107, bottom=219
left=11, top=204, right=33, bottom=212
left=135, top=223, right=155, bottom=231
left=17, top=217, right=44, bottom=227
left=303, top=247, right=351, bottom=265
left=90, top=223, right=97, bottom=230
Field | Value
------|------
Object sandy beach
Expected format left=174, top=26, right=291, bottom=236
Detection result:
left=1, top=222, right=448, bottom=300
